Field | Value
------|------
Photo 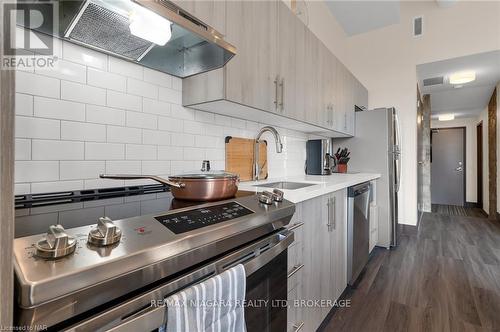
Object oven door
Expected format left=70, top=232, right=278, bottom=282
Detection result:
left=63, top=229, right=294, bottom=332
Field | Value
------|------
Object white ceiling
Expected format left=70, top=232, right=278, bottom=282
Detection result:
left=417, top=50, right=500, bottom=118
left=324, top=1, right=400, bottom=36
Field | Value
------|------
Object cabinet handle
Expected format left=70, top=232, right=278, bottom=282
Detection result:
left=292, top=321, right=305, bottom=331
left=327, top=198, right=332, bottom=232
left=274, top=75, right=279, bottom=111
left=287, top=264, right=304, bottom=278
left=279, top=78, right=284, bottom=112
left=332, top=196, right=336, bottom=230
left=288, top=222, right=304, bottom=231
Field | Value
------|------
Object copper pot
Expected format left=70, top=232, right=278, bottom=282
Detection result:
left=99, top=171, right=240, bottom=201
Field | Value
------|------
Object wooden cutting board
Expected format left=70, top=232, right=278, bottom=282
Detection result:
left=225, top=136, right=268, bottom=181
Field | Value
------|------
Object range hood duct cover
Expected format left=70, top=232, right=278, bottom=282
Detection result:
left=66, top=2, right=153, bottom=60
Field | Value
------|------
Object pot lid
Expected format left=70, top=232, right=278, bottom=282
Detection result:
left=170, top=170, right=238, bottom=180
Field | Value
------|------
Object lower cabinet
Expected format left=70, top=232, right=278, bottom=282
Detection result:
left=286, top=190, right=347, bottom=332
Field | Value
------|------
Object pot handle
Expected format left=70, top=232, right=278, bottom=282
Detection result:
left=99, top=174, right=185, bottom=189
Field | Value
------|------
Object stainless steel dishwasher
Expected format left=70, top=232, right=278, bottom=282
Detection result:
left=347, top=182, right=371, bottom=286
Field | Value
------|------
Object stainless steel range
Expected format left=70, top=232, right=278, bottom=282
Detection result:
left=14, top=185, right=295, bottom=331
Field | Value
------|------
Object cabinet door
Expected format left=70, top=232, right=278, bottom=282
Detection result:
left=170, top=0, right=226, bottom=35
left=330, top=189, right=347, bottom=300
left=335, top=61, right=346, bottom=133
left=294, top=17, right=307, bottom=122
left=303, top=31, right=321, bottom=125
left=301, top=196, right=330, bottom=332
left=277, top=2, right=297, bottom=118
left=225, top=0, right=278, bottom=112
left=319, top=43, right=333, bottom=129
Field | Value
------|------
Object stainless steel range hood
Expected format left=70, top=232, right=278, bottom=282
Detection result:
left=22, top=0, right=236, bottom=78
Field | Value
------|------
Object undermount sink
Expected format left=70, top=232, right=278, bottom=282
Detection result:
left=254, top=182, right=316, bottom=190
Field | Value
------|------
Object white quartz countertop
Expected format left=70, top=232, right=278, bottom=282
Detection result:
left=238, top=173, right=381, bottom=203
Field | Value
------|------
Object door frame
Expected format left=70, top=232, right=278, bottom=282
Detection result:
left=430, top=126, right=467, bottom=206
left=476, top=122, right=483, bottom=208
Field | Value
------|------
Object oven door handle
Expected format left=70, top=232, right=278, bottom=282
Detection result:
left=106, top=304, right=166, bottom=332
left=64, top=229, right=294, bottom=332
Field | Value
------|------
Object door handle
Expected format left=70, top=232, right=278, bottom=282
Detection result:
left=326, top=198, right=332, bottom=232
left=332, top=196, right=336, bottom=230
left=279, top=78, right=284, bottom=112
left=274, top=75, right=279, bottom=111
left=456, top=166, right=463, bottom=172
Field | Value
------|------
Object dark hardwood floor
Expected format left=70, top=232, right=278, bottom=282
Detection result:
left=432, top=204, right=487, bottom=218
left=321, top=212, right=500, bottom=332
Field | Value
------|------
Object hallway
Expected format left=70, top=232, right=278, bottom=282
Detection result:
left=322, top=212, right=500, bottom=331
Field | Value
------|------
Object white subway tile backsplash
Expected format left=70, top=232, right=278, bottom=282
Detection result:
left=15, top=183, right=31, bottom=195
left=142, top=160, right=170, bottom=175
left=61, top=81, right=106, bottom=106
left=16, top=71, right=60, bottom=98
left=106, top=160, right=141, bottom=174
left=34, top=97, right=85, bottom=121
left=127, top=78, right=158, bottom=99
left=16, top=116, right=60, bottom=139
left=32, top=140, right=84, bottom=160
left=15, top=38, right=307, bottom=192
left=195, top=135, right=218, bottom=148
left=36, top=60, right=86, bottom=83
left=170, top=104, right=195, bottom=120
left=108, top=57, right=143, bottom=79
left=172, top=77, right=182, bottom=91
left=126, top=111, right=157, bottom=129
left=31, top=180, right=84, bottom=194
left=86, top=105, right=126, bottom=126
left=143, top=98, right=171, bottom=116
left=143, top=130, right=171, bottom=146
left=159, top=87, right=182, bottom=104
left=85, top=142, right=125, bottom=160
left=158, top=146, right=183, bottom=160
left=158, top=116, right=183, bottom=132
left=88, top=67, right=126, bottom=92
left=126, top=144, right=157, bottom=160
left=183, top=147, right=206, bottom=160
left=107, top=90, right=142, bottom=112
left=63, top=42, right=108, bottom=70
left=205, top=148, right=224, bottom=160
left=60, top=161, right=105, bottom=180
left=183, top=120, right=205, bottom=135
left=15, top=161, right=59, bottom=182
left=61, top=121, right=106, bottom=142
left=16, top=93, right=33, bottom=116
left=143, top=68, right=172, bottom=88
left=15, top=139, right=31, bottom=160
left=171, top=133, right=195, bottom=147
left=107, top=126, right=142, bottom=144
left=195, top=111, right=215, bottom=124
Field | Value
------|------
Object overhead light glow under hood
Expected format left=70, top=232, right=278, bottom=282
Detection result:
left=449, top=71, right=476, bottom=85
left=129, top=2, right=172, bottom=46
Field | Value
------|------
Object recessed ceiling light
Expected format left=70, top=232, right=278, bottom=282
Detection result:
left=438, top=114, right=455, bottom=121
left=449, top=71, right=476, bottom=85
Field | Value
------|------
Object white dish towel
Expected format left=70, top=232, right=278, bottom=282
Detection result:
left=160, top=264, right=246, bottom=332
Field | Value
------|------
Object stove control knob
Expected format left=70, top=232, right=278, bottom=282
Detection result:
left=272, top=189, right=284, bottom=202
left=88, top=217, right=122, bottom=247
left=35, top=225, right=76, bottom=259
left=258, top=191, right=274, bottom=205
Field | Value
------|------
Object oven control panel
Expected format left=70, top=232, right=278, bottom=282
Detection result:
left=155, top=202, right=254, bottom=234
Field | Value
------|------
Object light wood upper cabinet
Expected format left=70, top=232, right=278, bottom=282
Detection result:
left=170, top=0, right=226, bottom=35
left=224, top=0, right=278, bottom=113
left=181, top=0, right=368, bottom=137
left=277, top=2, right=300, bottom=120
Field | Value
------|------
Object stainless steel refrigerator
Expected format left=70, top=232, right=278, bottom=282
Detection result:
left=334, top=107, right=401, bottom=248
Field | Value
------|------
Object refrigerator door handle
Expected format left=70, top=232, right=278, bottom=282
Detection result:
left=394, top=111, right=402, bottom=193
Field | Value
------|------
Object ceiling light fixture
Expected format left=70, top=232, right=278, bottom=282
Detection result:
left=438, top=114, right=455, bottom=121
left=449, top=71, right=476, bottom=85
left=129, top=3, right=172, bottom=46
